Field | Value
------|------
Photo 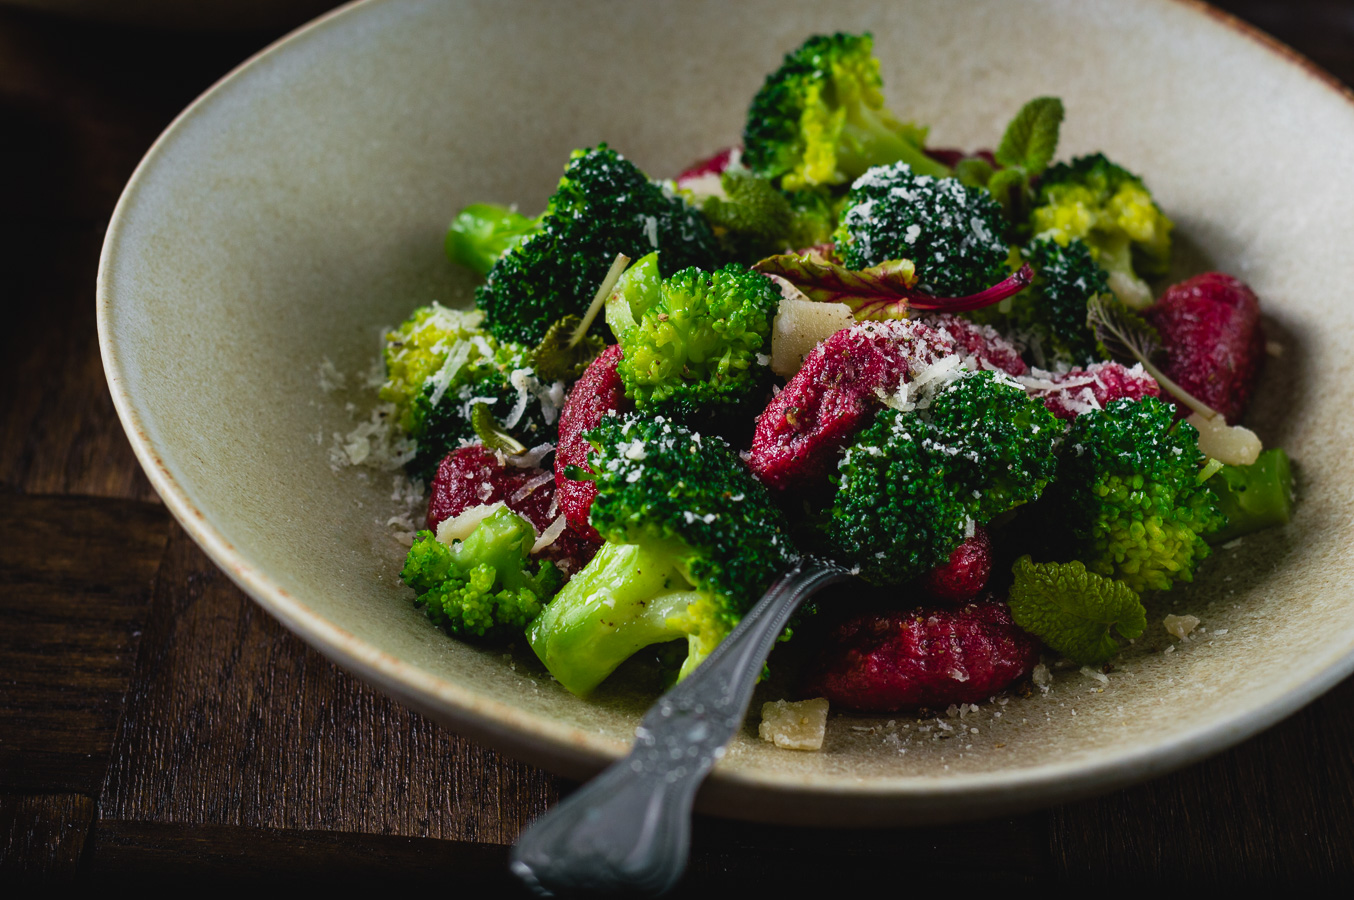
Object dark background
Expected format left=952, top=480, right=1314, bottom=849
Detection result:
left=2, top=0, right=1352, bottom=888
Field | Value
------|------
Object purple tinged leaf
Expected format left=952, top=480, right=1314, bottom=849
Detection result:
left=755, top=252, right=1034, bottom=320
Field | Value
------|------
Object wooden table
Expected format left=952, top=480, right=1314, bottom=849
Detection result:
left=3, top=1, right=1352, bottom=887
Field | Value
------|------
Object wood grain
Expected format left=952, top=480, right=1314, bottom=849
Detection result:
left=0, top=494, right=170, bottom=794
left=100, top=528, right=559, bottom=843
left=0, top=794, right=94, bottom=880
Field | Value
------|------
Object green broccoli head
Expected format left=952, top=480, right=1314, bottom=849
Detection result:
left=380, top=305, right=564, bottom=479
left=828, top=369, right=1061, bottom=585
left=474, top=146, right=722, bottom=346
left=1040, top=396, right=1223, bottom=593
left=1031, top=153, right=1173, bottom=309
left=698, top=166, right=839, bottom=261
left=997, top=235, right=1110, bottom=366
left=401, top=506, right=562, bottom=641
left=606, top=252, right=780, bottom=419
left=527, top=415, right=797, bottom=695
left=444, top=203, right=544, bottom=276
left=742, top=32, right=949, bottom=191
left=833, top=162, right=1011, bottom=297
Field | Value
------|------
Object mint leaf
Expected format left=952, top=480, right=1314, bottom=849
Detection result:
left=985, top=167, right=1029, bottom=221
left=995, top=97, right=1064, bottom=175
left=1007, top=556, right=1146, bottom=665
left=954, top=156, right=995, bottom=189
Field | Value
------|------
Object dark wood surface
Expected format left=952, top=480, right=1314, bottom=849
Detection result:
left=2, top=0, right=1351, bottom=888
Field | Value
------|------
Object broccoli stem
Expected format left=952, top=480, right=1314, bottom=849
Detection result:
left=1205, top=448, right=1294, bottom=544
left=527, top=541, right=702, bottom=696
left=836, top=106, right=950, bottom=180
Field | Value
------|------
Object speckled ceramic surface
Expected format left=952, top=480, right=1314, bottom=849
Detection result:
left=98, top=0, right=1354, bottom=824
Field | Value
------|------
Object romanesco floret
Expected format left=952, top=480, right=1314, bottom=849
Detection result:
left=742, top=32, right=948, bottom=192
left=833, top=162, right=1011, bottom=297
left=380, top=304, right=564, bottom=479
left=1031, top=153, right=1173, bottom=309
left=827, top=369, right=1060, bottom=585
left=474, top=145, right=722, bottom=346
left=400, top=506, right=562, bottom=640
left=1037, top=396, right=1223, bottom=593
left=606, top=252, right=781, bottom=418
left=1007, top=556, right=1146, bottom=665
left=527, top=415, right=797, bottom=696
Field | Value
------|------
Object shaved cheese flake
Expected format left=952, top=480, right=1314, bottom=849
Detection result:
left=435, top=501, right=506, bottom=544
left=531, top=515, right=569, bottom=554
left=511, top=470, right=555, bottom=503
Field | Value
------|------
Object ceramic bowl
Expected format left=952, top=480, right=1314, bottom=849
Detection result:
left=98, top=0, right=1354, bottom=825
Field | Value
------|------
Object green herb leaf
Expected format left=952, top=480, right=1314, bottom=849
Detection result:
left=533, top=315, right=606, bottom=382
left=470, top=404, right=527, bottom=456
left=1086, top=294, right=1222, bottom=420
left=754, top=253, right=919, bottom=318
left=986, top=167, right=1030, bottom=221
left=1008, top=556, right=1146, bottom=665
left=995, top=97, right=1064, bottom=176
left=954, top=156, right=996, bottom=189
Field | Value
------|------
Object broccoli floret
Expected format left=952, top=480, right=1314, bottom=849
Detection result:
left=1031, top=153, right=1173, bottom=309
left=606, top=252, right=780, bottom=418
left=474, top=146, right=722, bottom=346
left=742, top=32, right=949, bottom=192
left=986, top=235, right=1109, bottom=366
left=1037, top=397, right=1223, bottom=594
left=1007, top=556, right=1146, bottom=665
left=1205, top=448, right=1295, bottom=544
left=827, top=369, right=1060, bottom=585
left=698, top=165, right=839, bottom=261
left=379, top=303, right=486, bottom=436
left=833, top=162, right=1011, bottom=297
left=527, top=416, right=797, bottom=695
left=444, top=203, right=544, bottom=276
left=401, top=507, right=562, bottom=641
left=379, top=304, right=563, bottom=479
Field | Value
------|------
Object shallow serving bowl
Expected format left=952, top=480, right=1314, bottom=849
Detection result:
left=98, top=0, right=1354, bottom=825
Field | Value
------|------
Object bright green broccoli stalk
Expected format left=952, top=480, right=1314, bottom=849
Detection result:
left=1031, top=153, right=1173, bottom=309
left=975, top=235, right=1109, bottom=366
left=698, top=165, right=839, bottom=261
left=474, top=145, right=722, bottom=345
left=444, top=203, right=544, bottom=276
left=527, top=415, right=797, bottom=696
left=401, top=507, right=562, bottom=641
left=1007, top=556, right=1146, bottom=665
left=1205, top=448, right=1295, bottom=544
left=833, top=162, right=1011, bottom=297
left=742, top=32, right=949, bottom=192
left=827, top=369, right=1060, bottom=585
left=379, top=304, right=564, bottom=479
left=606, top=252, right=780, bottom=418
left=1036, top=397, right=1223, bottom=594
